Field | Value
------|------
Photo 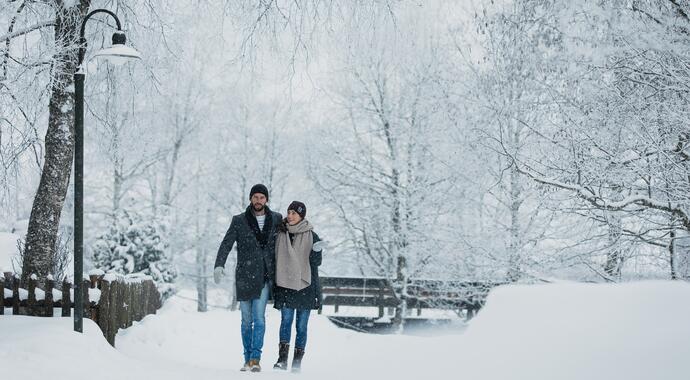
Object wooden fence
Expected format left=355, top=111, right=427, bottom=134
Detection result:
left=319, top=277, right=502, bottom=320
left=1, top=271, right=161, bottom=346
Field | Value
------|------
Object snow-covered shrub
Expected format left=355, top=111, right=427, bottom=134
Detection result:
left=92, top=210, right=177, bottom=300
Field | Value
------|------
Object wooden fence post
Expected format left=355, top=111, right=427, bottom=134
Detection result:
left=378, top=283, right=385, bottom=318
left=28, top=275, right=37, bottom=316
left=62, top=279, right=71, bottom=317
left=141, top=281, right=150, bottom=318
left=130, top=282, right=138, bottom=324
left=107, top=278, right=120, bottom=346
left=45, top=276, right=54, bottom=317
left=123, top=280, right=130, bottom=327
left=121, top=282, right=128, bottom=328
left=2, top=273, right=11, bottom=314
left=89, top=274, right=99, bottom=288
left=123, top=282, right=130, bottom=328
left=334, top=284, right=340, bottom=314
left=117, top=280, right=127, bottom=330
left=99, top=280, right=112, bottom=345
left=148, top=281, right=159, bottom=314
left=127, top=282, right=135, bottom=327
left=136, top=282, right=144, bottom=322
left=155, top=282, right=162, bottom=311
left=81, top=279, right=93, bottom=320
left=90, top=276, right=100, bottom=321
left=11, top=275, right=19, bottom=315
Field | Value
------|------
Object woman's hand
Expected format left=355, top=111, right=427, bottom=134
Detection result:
left=312, top=240, right=328, bottom=252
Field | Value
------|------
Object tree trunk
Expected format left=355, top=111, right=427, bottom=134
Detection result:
left=113, top=167, right=123, bottom=212
left=22, top=2, right=90, bottom=283
left=604, top=212, right=623, bottom=279
left=162, top=138, right=181, bottom=207
left=196, top=245, right=208, bottom=312
left=506, top=118, right=523, bottom=282
left=112, top=126, right=123, bottom=212
left=676, top=230, right=690, bottom=280
left=392, top=255, right=408, bottom=332
left=195, top=206, right=209, bottom=312
left=669, top=228, right=677, bottom=280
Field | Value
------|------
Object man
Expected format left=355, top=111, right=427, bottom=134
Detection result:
left=214, top=184, right=282, bottom=372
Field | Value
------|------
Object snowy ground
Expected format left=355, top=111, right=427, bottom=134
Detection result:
left=2, top=281, right=690, bottom=380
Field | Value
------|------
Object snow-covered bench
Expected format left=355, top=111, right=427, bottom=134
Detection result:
left=319, top=276, right=501, bottom=320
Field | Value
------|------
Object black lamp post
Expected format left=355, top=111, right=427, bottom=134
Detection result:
left=74, top=9, right=141, bottom=333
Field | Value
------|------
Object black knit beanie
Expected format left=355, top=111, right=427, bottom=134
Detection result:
left=287, top=201, right=307, bottom=219
left=249, top=184, right=269, bottom=201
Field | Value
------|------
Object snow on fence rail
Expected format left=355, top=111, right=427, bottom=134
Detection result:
left=1, top=271, right=161, bottom=346
left=318, top=276, right=502, bottom=320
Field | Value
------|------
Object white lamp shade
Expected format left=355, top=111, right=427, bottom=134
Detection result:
left=92, top=44, right=142, bottom=66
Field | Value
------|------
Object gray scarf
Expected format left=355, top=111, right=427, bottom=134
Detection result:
left=275, top=219, right=314, bottom=290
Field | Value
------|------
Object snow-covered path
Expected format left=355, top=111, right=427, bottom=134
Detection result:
left=3, top=281, right=690, bottom=380
left=115, top=294, right=454, bottom=379
left=2, top=292, right=457, bottom=380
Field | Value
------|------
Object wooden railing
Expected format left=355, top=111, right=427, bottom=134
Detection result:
left=319, top=276, right=502, bottom=319
left=1, top=271, right=161, bottom=346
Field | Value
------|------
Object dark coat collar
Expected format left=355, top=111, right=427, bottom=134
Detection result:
left=245, top=205, right=274, bottom=248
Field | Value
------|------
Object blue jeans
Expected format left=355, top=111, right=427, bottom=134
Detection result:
left=239, top=282, right=270, bottom=362
left=279, top=307, right=311, bottom=349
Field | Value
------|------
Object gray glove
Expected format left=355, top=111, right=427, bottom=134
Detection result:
left=213, top=267, right=225, bottom=284
left=312, top=240, right=328, bottom=252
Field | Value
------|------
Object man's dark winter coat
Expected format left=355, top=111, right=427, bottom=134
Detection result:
left=214, top=205, right=282, bottom=301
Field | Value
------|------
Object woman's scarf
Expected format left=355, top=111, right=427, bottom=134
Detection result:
left=275, top=219, right=314, bottom=290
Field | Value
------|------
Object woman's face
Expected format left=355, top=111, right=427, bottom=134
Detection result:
left=286, top=210, right=302, bottom=225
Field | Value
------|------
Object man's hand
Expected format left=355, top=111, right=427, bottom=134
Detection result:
left=312, top=240, right=328, bottom=252
left=213, top=267, right=225, bottom=284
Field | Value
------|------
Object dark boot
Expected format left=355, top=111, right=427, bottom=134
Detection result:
left=273, top=342, right=290, bottom=370
left=291, top=347, right=305, bottom=373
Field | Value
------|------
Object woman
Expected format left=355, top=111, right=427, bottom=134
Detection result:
left=272, top=201, right=325, bottom=372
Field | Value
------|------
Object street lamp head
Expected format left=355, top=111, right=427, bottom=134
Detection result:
left=92, top=31, right=142, bottom=66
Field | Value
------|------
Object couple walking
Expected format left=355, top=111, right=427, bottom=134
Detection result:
left=213, top=184, right=325, bottom=373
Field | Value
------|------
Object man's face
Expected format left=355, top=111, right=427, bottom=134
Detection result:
left=251, top=193, right=267, bottom=212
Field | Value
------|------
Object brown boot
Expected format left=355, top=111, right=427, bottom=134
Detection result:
left=249, top=359, right=262, bottom=372
left=291, top=347, right=305, bottom=373
left=273, top=342, right=290, bottom=370
left=239, top=361, right=250, bottom=372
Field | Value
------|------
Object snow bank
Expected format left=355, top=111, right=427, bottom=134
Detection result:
left=0, top=317, right=123, bottom=379
left=453, top=281, right=690, bottom=380
left=118, top=283, right=690, bottom=379
left=0, top=316, right=210, bottom=380
left=2, top=282, right=688, bottom=380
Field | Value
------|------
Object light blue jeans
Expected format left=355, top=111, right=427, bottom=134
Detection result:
left=239, top=282, right=270, bottom=362
left=279, top=308, right=311, bottom=349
